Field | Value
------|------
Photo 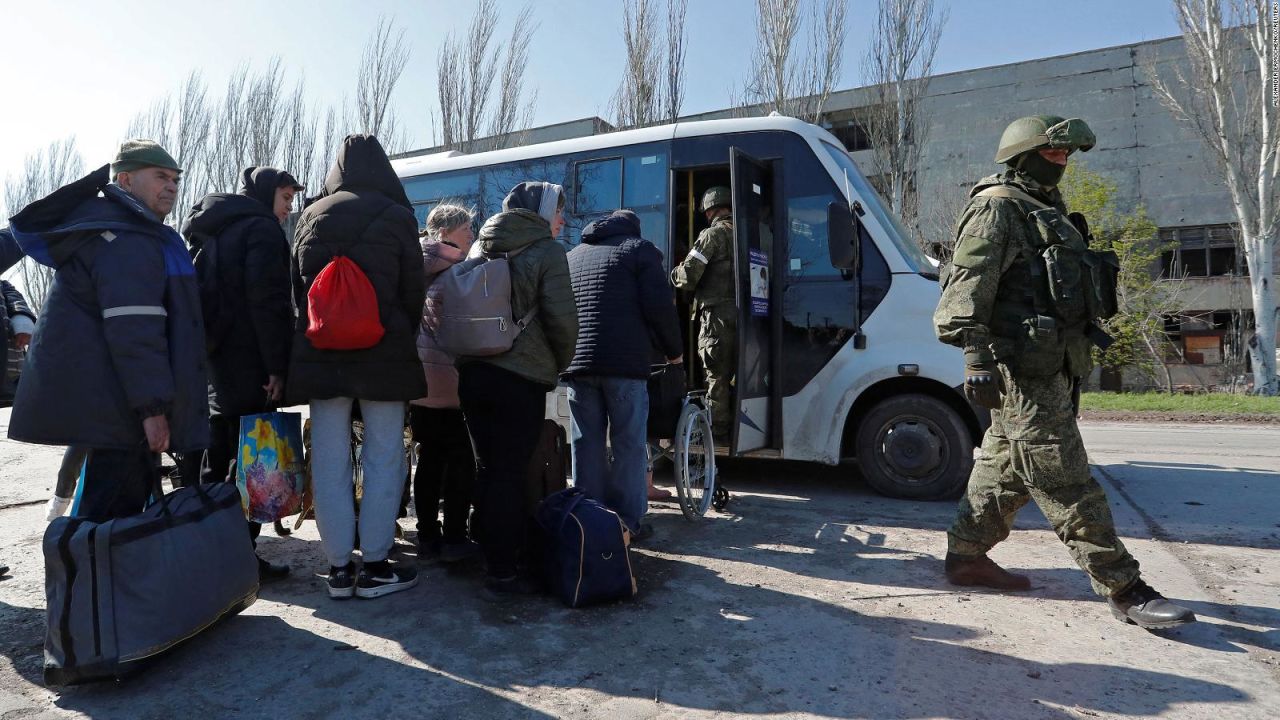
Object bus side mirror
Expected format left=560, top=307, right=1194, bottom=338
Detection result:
left=828, top=201, right=859, bottom=270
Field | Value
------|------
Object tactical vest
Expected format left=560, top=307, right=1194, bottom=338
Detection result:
left=977, top=183, right=1121, bottom=333
left=978, top=185, right=1119, bottom=376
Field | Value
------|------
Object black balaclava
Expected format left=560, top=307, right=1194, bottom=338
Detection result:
left=1014, top=151, right=1066, bottom=187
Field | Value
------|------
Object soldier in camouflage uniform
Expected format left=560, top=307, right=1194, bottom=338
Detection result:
left=672, top=186, right=736, bottom=440
left=934, top=116, right=1196, bottom=629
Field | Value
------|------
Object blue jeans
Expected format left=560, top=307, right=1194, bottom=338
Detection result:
left=567, top=376, right=649, bottom=532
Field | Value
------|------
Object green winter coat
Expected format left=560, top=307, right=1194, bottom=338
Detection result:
left=459, top=209, right=578, bottom=387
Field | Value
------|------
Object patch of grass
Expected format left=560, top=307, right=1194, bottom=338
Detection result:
left=1080, top=392, right=1280, bottom=415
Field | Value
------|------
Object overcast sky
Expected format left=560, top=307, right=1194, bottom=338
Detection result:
left=1, top=0, right=1180, bottom=197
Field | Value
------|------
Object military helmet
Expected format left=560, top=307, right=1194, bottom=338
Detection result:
left=700, top=186, right=732, bottom=212
left=994, top=115, right=1096, bottom=164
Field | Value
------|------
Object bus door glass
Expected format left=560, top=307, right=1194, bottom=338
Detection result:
left=729, top=148, right=773, bottom=453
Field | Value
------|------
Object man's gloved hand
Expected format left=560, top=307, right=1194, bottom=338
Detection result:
left=962, top=348, right=1003, bottom=409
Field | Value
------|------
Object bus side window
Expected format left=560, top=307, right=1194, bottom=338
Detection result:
left=786, top=195, right=843, bottom=281
left=624, top=152, right=669, bottom=251
left=575, top=158, right=622, bottom=216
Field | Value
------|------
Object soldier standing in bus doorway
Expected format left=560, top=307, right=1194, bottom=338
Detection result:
left=672, top=186, right=736, bottom=443
left=934, top=115, right=1196, bottom=629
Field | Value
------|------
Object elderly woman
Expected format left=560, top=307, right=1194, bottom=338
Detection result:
left=457, top=182, right=578, bottom=601
left=412, top=204, right=480, bottom=564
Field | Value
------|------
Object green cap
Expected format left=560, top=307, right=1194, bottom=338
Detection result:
left=700, top=186, right=731, bottom=212
left=994, top=116, right=1095, bottom=164
left=111, top=139, right=182, bottom=176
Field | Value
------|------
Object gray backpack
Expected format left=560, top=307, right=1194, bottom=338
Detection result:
left=435, top=247, right=537, bottom=357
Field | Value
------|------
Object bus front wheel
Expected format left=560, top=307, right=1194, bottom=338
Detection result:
left=854, top=393, right=973, bottom=500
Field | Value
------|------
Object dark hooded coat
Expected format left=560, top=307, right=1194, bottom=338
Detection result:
left=285, top=135, right=427, bottom=403
left=0, top=277, right=36, bottom=406
left=4, top=165, right=210, bottom=451
left=564, top=210, right=682, bottom=380
left=182, top=167, right=294, bottom=415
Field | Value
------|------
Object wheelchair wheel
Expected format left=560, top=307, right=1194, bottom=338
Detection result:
left=674, top=402, right=716, bottom=520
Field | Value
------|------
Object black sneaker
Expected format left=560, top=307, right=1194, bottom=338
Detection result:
left=328, top=562, right=356, bottom=600
left=356, top=560, right=419, bottom=599
left=418, top=536, right=443, bottom=565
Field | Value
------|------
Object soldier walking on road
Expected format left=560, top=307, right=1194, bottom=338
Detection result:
left=672, top=186, right=736, bottom=443
left=934, top=115, right=1196, bottom=629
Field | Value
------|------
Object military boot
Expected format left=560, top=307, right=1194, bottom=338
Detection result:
left=1108, top=580, right=1196, bottom=629
left=944, top=552, right=1032, bottom=591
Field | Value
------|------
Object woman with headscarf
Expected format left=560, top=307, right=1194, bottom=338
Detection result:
left=458, top=181, right=578, bottom=601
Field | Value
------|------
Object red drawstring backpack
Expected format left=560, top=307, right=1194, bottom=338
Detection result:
left=305, top=256, right=385, bottom=350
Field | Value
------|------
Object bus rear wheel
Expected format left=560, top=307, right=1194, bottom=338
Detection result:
left=854, top=393, right=972, bottom=500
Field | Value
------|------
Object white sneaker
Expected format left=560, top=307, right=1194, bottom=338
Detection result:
left=45, top=496, right=72, bottom=522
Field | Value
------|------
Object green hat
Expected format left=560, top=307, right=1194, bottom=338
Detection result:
left=111, top=139, right=182, bottom=176
left=700, top=186, right=731, bottom=212
left=994, top=116, right=1096, bottom=164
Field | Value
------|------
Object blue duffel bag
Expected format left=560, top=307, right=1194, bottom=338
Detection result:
left=535, top=488, right=637, bottom=608
left=43, top=479, right=259, bottom=685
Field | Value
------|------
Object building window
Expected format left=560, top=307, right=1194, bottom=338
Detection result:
left=1159, top=224, right=1239, bottom=278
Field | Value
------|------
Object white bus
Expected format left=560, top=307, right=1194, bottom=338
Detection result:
left=392, top=116, right=986, bottom=500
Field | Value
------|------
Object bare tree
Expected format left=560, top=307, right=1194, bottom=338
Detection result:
left=740, top=0, right=847, bottom=123
left=862, top=0, right=948, bottom=246
left=614, top=0, right=688, bottom=129
left=1, top=138, right=84, bottom=309
left=1150, top=0, right=1278, bottom=394
left=356, top=15, right=411, bottom=151
left=615, top=0, right=661, bottom=129
left=662, top=0, right=688, bottom=123
left=436, top=0, right=538, bottom=152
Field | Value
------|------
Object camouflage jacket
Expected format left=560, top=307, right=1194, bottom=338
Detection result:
left=933, top=170, right=1092, bottom=378
left=671, top=215, right=735, bottom=310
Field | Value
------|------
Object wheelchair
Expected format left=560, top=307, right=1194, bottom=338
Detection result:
left=646, top=390, right=727, bottom=520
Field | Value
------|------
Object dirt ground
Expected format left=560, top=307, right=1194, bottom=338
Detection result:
left=0, top=415, right=1277, bottom=719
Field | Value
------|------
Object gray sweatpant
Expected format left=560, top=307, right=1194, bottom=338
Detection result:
left=310, top=397, right=407, bottom=568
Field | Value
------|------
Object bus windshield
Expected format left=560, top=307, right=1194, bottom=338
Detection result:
left=820, top=141, right=933, bottom=272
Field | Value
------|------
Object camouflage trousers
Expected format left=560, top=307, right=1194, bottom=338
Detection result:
left=697, top=305, right=737, bottom=437
left=948, top=367, right=1140, bottom=597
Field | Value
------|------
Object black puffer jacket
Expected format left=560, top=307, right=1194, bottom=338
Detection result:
left=183, top=169, right=293, bottom=416
left=286, top=135, right=427, bottom=404
left=564, top=210, right=682, bottom=380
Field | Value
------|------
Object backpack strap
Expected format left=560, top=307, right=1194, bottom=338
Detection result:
left=482, top=244, right=540, bottom=329
left=975, top=184, right=1052, bottom=210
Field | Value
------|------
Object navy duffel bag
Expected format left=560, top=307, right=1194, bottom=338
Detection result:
left=536, top=488, right=637, bottom=608
left=43, top=480, right=259, bottom=685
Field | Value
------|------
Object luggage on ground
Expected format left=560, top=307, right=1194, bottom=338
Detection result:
left=535, top=487, right=638, bottom=608
left=237, top=411, right=306, bottom=523
left=525, top=419, right=568, bottom=515
left=305, top=255, right=385, bottom=350
left=43, top=479, right=259, bottom=685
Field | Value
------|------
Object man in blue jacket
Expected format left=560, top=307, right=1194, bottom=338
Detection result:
left=6, top=140, right=209, bottom=522
left=564, top=209, right=683, bottom=541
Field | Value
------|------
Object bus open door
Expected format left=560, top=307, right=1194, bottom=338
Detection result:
left=729, top=148, right=777, bottom=455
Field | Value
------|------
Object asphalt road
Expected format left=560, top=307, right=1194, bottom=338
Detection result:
left=0, top=413, right=1276, bottom=719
